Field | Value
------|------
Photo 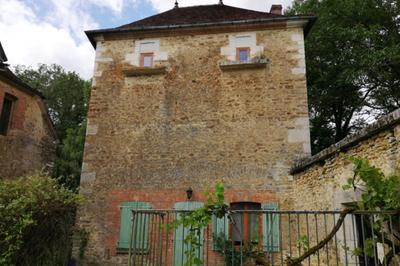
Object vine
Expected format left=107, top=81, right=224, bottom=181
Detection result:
left=169, top=181, right=227, bottom=266
left=287, top=156, right=400, bottom=266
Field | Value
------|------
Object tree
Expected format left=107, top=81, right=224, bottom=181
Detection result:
left=14, top=64, right=90, bottom=139
left=53, top=124, right=87, bottom=191
left=14, top=64, right=90, bottom=190
left=287, top=0, right=400, bottom=153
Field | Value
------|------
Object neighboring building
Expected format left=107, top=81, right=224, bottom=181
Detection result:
left=0, top=42, right=57, bottom=178
left=77, top=2, right=316, bottom=264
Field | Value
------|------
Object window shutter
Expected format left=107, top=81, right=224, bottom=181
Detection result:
left=212, top=214, right=229, bottom=250
left=173, top=202, right=204, bottom=266
left=262, top=202, right=280, bottom=252
left=118, top=202, right=151, bottom=251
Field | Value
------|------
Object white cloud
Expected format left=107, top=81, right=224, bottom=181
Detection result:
left=88, top=0, right=125, bottom=13
left=147, top=0, right=294, bottom=12
left=0, top=0, right=96, bottom=79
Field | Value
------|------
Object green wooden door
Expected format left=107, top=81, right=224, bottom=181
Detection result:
left=212, top=214, right=229, bottom=250
left=173, top=201, right=204, bottom=266
left=262, top=202, right=280, bottom=252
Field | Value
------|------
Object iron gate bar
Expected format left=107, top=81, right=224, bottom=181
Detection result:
left=126, top=209, right=399, bottom=266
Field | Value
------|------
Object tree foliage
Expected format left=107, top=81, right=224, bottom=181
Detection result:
left=287, top=0, right=400, bottom=153
left=54, top=124, right=87, bottom=191
left=14, top=64, right=90, bottom=140
left=14, top=64, right=90, bottom=190
left=0, top=173, right=82, bottom=265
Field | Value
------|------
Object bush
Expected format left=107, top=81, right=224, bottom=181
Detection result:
left=0, top=173, right=82, bottom=266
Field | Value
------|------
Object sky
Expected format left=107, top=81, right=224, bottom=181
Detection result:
left=0, top=0, right=294, bottom=79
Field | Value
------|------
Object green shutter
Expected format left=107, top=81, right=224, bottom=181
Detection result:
left=262, top=203, right=280, bottom=252
left=212, top=214, right=229, bottom=250
left=118, top=201, right=151, bottom=251
left=173, top=202, right=204, bottom=266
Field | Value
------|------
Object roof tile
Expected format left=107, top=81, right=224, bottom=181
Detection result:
left=118, top=4, right=282, bottom=29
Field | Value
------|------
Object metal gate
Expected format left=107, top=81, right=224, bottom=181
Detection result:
left=127, top=210, right=399, bottom=266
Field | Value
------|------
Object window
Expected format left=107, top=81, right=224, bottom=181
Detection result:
left=118, top=202, right=152, bottom=253
left=140, top=53, right=154, bottom=67
left=236, top=47, right=250, bottom=62
left=0, top=94, right=16, bottom=136
left=212, top=202, right=280, bottom=252
left=230, top=202, right=261, bottom=245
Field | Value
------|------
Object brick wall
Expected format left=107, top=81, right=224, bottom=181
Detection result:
left=0, top=79, right=56, bottom=178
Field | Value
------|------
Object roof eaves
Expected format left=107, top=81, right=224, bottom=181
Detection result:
left=0, top=42, right=8, bottom=63
left=85, top=15, right=317, bottom=48
left=0, top=68, right=44, bottom=98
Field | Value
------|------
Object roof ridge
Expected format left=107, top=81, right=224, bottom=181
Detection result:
left=168, top=3, right=267, bottom=11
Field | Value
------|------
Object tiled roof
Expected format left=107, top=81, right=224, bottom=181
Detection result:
left=118, top=4, right=282, bottom=29
left=85, top=4, right=317, bottom=48
left=0, top=67, right=44, bottom=98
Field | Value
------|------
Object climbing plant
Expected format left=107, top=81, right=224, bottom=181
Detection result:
left=344, top=157, right=400, bottom=264
left=169, top=181, right=227, bottom=266
left=172, top=158, right=399, bottom=266
left=287, top=157, right=400, bottom=266
left=170, top=182, right=268, bottom=266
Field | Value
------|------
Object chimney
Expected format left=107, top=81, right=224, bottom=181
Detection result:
left=270, top=4, right=283, bottom=15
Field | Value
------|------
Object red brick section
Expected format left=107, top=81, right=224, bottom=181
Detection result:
left=0, top=82, right=28, bottom=131
left=105, top=188, right=277, bottom=257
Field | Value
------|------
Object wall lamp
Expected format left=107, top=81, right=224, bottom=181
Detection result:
left=186, top=187, right=193, bottom=200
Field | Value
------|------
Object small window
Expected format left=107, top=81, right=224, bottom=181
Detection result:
left=140, top=53, right=154, bottom=67
left=236, top=47, right=250, bottom=62
left=230, top=202, right=261, bottom=245
left=0, top=94, right=16, bottom=136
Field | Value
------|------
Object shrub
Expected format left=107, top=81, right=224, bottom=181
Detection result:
left=0, top=173, right=82, bottom=266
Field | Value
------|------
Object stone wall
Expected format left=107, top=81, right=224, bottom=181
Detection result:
left=0, top=79, right=56, bottom=178
left=78, top=25, right=311, bottom=264
left=281, top=109, right=400, bottom=211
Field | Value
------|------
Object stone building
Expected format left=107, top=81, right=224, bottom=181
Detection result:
left=0, top=42, right=57, bottom=178
left=77, top=2, right=317, bottom=264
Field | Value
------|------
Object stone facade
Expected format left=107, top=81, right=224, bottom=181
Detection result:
left=0, top=76, right=57, bottom=178
left=78, top=8, right=314, bottom=264
left=282, top=109, right=400, bottom=211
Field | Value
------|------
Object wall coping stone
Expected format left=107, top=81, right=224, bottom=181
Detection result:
left=290, top=109, right=400, bottom=174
